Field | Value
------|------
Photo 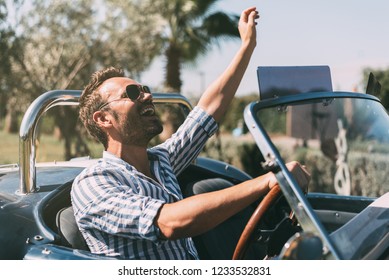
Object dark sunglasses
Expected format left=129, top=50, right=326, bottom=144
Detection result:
left=98, top=84, right=151, bottom=110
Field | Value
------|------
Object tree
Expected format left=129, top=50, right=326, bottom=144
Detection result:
left=363, top=67, right=389, bottom=109
left=126, top=0, right=241, bottom=139
left=221, top=94, right=258, bottom=132
left=0, top=0, right=12, bottom=90
left=0, top=0, right=20, bottom=132
left=145, top=0, right=241, bottom=92
left=102, top=0, right=163, bottom=80
left=8, top=0, right=101, bottom=158
left=2, top=0, right=241, bottom=159
left=5, top=0, right=162, bottom=159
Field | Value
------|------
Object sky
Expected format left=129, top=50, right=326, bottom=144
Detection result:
left=141, top=0, right=389, bottom=98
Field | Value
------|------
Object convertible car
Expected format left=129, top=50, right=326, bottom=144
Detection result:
left=0, top=65, right=388, bottom=260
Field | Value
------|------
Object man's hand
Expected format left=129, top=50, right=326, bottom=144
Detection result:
left=238, top=7, right=259, bottom=49
left=196, top=6, right=259, bottom=123
left=268, top=161, right=311, bottom=193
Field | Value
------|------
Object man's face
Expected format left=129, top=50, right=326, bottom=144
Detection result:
left=97, top=77, right=163, bottom=146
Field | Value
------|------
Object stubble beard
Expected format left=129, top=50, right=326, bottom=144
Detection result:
left=120, top=114, right=163, bottom=146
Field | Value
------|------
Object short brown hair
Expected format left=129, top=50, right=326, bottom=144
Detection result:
left=79, top=67, right=124, bottom=148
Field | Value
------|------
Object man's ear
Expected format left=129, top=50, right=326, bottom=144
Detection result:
left=93, top=111, right=113, bottom=129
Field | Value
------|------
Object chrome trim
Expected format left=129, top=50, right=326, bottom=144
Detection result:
left=19, top=90, right=193, bottom=194
left=19, top=90, right=80, bottom=194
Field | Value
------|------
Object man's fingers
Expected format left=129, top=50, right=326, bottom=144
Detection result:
left=241, top=6, right=257, bottom=22
left=286, top=161, right=311, bottom=192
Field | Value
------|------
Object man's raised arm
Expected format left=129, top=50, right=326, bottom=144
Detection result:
left=197, top=7, right=259, bottom=123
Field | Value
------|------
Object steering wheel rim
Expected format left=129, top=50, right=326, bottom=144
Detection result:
left=232, top=185, right=282, bottom=260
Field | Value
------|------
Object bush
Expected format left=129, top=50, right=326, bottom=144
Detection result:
left=200, top=133, right=265, bottom=177
left=201, top=135, right=388, bottom=197
left=289, top=148, right=388, bottom=197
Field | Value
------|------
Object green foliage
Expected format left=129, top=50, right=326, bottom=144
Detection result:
left=363, top=67, right=389, bottom=109
left=348, top=152, right=389, bottom=197
left=1, top=0, right=243, bottom=158
left=256, top=106, right=287, bottom=135
left=0, top=130, right=19, bottom=164
left=220, top=94, right=258, bottom=132
left=0, top=0, right=18, bottom=121
left=1, top=0, right=165, bottom=158
left=283, top=147, right=388, bottom=197
left=201, top=134, right=388, bottom=197
left=0, top=129, right=103, bottom=165
left=200, top=133, right=266, bottom=177
left=144, top=0, right=241, bottom=91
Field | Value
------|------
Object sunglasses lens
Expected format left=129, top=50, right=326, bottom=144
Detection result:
left=126, top=85, right=141, bottom=100
left=143, top=86, right=151, bottom=93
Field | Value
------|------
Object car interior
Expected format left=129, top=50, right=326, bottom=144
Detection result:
left=36, top=159, right=379, bottom=259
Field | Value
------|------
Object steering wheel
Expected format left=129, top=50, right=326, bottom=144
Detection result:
left=232, top=185, right=282, bottom=260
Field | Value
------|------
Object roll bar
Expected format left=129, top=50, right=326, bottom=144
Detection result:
left=18, top=90, right=193, bottom=194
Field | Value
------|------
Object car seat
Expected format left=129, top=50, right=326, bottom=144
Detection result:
left=56, top=206, right=89, bottom=251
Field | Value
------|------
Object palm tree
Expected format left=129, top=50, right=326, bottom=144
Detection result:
left=152, top=0, right=240, bottom=92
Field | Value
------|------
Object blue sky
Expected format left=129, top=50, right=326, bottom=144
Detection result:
left=142, top=0, right=389, bottom=97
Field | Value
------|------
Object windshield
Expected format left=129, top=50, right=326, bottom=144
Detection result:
left=256, top=96, right=389, bottom=198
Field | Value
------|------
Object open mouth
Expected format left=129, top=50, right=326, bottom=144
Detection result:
left=140, top=105, right=155, bottom=116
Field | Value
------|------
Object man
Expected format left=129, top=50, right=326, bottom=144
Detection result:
left=71, top=7, right=310, bottom=259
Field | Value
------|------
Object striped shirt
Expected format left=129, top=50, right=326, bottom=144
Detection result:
left=71, top=106, right=218, bottom=259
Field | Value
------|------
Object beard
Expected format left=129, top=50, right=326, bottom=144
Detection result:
left=119, top=112, right=163, bottom=146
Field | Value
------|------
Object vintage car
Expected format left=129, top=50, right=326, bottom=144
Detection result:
left=0, top=66, right=388, bottom=260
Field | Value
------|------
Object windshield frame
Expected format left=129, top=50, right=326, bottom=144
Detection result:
left=244, top=91, right=383, bottom=259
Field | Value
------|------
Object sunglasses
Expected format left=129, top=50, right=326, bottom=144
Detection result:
left=98, top=84, right=151, bottom=110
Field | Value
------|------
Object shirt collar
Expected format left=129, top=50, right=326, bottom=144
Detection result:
left=102, top=150, right=158, bottom=163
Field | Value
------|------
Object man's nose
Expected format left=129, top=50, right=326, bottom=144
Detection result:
left=139, top=91, right=153, bottom=103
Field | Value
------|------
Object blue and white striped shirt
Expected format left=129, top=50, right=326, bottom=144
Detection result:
left=71, top=106, right=218, bottom=259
